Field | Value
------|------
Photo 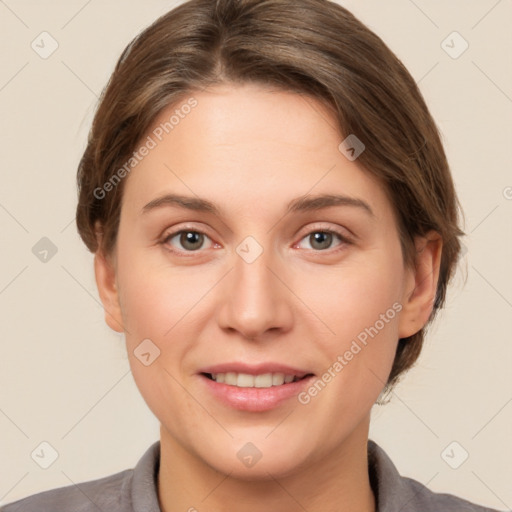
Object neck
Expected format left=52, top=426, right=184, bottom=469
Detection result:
left=157, top=419, right=376, bottom=512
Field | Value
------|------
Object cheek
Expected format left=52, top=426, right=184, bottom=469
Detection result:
left=302, top=251, right=403, bottom=336
left=115, top=243, right=206, bottom=340
left=114, top=253, right=203, bottom=420
left=295, top=247, right=404, bottom=393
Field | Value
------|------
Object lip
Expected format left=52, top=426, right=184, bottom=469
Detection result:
left=198, top=362, right=315, bottom=412
left=198, top=362, right=312, bottom=379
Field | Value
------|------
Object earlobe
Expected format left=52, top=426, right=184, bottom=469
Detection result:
left=398, top=231, right=443, bottom=339
left=94, top=249, right=125, bottom=333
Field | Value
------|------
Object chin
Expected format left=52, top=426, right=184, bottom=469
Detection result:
left=190, top=431, right=316, bottom=481
left=211, top=451, right=310, bottom=481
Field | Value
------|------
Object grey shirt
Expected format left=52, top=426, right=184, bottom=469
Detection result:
left=1, top=440, right=503, bottom=511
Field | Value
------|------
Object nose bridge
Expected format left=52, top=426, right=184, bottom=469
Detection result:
left=217, top=236, right=293, bottom=339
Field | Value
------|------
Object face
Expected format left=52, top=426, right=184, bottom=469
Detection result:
left=95, top=83, right=438, bottom=478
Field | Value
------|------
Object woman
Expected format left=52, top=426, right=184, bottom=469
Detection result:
left=1, top=0, right=503, bottom=510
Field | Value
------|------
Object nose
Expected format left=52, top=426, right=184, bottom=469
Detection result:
left=216, top=243, right=294, bottom=341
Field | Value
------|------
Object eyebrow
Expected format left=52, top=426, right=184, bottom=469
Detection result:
left=141, top=193, right=374, bottom=218
left=287, top=194, right=374, bottom=217
left=142, top=194, right=220, bottom=215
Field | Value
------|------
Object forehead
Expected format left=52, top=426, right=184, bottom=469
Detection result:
left=121, top=83, right=391, bottom=222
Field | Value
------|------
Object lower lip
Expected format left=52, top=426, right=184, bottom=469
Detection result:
left=200, top=374, right=315, bottom=412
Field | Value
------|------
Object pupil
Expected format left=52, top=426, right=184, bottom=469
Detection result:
left=311, top=232, right=332, bottom=250
left=181, top=231, right=203, bottom=250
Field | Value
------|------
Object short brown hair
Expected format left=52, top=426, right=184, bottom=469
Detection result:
left=75, top=0, right=464, bottom=395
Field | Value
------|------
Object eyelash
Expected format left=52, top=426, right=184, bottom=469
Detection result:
left=160, top=226, right=353, bottom=256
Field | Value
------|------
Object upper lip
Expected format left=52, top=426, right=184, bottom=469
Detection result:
left=198, top=362, right=314, bottom=379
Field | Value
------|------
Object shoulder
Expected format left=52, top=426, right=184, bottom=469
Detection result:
left=398, top=474, right=502, bottom=512
left=1, top=441, right=161, bottom=512
left=368, top=439, right=503, bottom=512
left=0, top=469, right=133, bottom=512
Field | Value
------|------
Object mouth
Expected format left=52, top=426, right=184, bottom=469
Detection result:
left=201, top=371, right=314, bottom=388
left=198, top=367, right=316, bottom=412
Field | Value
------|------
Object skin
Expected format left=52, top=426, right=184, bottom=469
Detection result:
left=94, top=83, right=442, bottom=512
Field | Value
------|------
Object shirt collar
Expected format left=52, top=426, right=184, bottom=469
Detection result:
left=131, top=439, right=410, bottom=512
left=368, top=438, right=415, bottom=511
left=131, top=441, right=161, bottom=512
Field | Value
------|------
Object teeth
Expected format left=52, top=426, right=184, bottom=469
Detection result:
left=209, top=372, right=302, bottom=388
left=272, top=372, right=285, bottom=385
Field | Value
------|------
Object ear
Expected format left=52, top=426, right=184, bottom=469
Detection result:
left=398, top=231, right=443, bottom=339
left=94, top=247, right=125, bottom=333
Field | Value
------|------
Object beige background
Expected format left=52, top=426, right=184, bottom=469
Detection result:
left=0, top=0, right=511, bottom=509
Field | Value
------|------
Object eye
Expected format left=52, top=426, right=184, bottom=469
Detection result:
left=295, top=229, right=350, bottom=251
left=162, top=230, right=215, bottom=253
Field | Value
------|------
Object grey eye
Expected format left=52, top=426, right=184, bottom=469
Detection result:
left=308, top=232, right=334, bottom=250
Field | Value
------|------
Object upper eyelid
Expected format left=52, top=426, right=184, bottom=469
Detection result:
left=162, top=227, right=215, bottom=245
left=296, top=222, right=353, bottom=239
left=162, top=223, right=350, bottom=238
